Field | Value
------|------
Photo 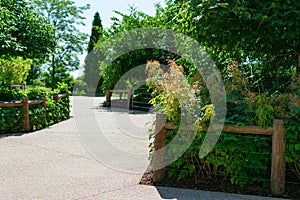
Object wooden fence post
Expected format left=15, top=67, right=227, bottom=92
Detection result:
left=271, top=119, right=286, bottom=196
left=54, top=93, right=59, bottom=102
left=22, top=98, right=29, bottom=132
left=128, top=89, right=133, bottom=109
left=152, top=113, right=167, bottom=183
left=105, top=90, right=111, bottom=107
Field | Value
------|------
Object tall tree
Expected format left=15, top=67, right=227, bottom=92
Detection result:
left=98, top=7, right=179, bottom=91
left=87, top=12, right=103, bottom=53
left=84, top=12, right=104, bottom=93
left=32, top=0, right=90, bottom=90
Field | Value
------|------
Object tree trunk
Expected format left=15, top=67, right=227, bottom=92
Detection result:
left=51, top=54, right=55, bottom=91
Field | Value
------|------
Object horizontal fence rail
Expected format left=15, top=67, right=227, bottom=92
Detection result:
left=0, top=93, right=68, bottom=132
left=105, top=89, right=152, bottom=111
left=105, top=89, right=133, bottom=109
left=153, top=113, right=286, bottom=196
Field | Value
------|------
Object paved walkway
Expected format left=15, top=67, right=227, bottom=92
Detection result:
left=0, top=96, right=286, bottom=199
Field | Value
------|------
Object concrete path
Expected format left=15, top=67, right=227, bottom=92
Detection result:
left=0, top=96, right=285, bottom=199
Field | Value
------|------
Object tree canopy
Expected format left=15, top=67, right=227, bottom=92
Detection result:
left=0, top=0, right=54, bottom=60
left=98, top=0, right=299, bottom=93
left=160, top=0, right=300, bottom=91
left=32, top=0, right=90, bottom=90
left=97, top=7, right=180, bottom=91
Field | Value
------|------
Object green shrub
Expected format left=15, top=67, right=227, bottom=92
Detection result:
left=26, top=87, right=47, bottom=100
left=46, top=93, right=70, bottom=126
left=0, top=57, right=32, bottom=87
left=0, top=87, right=26, bottom=102
left=147, top=61, right=300, bottom=187
left=165, top=128, right=272, bottom=186
left=0, top=86, right=70, bottom=134
left=0, top=107, right=23, bottom=133
left=29, top=104, right=46, bottom=131
left=285, top=116, right=300, bottom=182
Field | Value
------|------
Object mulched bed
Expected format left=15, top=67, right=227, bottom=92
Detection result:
left=140, top=167, right=300, bottom=200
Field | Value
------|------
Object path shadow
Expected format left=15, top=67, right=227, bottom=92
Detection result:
left=0, top=132, right=30, bottom=138
left=0, top=126, right=52, bottom=139
left=155, top=186, right=239, bottom=200
left=93, top=103, right=154, bottom=115
left=139, top=166, right=271, bottom=200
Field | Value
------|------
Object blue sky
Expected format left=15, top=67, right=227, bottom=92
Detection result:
left=73, top=0, right=166, bottom=32
left=72, top=0, right=166, bottom=77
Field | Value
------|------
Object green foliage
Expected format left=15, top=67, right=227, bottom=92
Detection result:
left=53, top=82, right=71, bottom=121
left=0, top=86, right=70, bottom=134
left=147, top=60, right=299, bottom=187
left=43, top=66, right=74, bottom=91
left=45, top=92, right=70, bottom=126
left=26, top=87, right=46, bottom=100
left=0, top=0, right=55, bottom=60
left=83, top=51, right=104, bottom=94
left=26, top=63, right=45, bottom=86
left=162, top=98, right=273, bottom=187
left=87, top=12, right=104, bottom=53
left=249, top=94, right=274, bottom=127
left=156, top=0, right=299, bottom=93
left=284, top=115, right=300, bottom=182
left=97, top=7, right=179, bottom=92
left=29, top=104, right=46, bottom=131
left=103, top=0, right=300, bottom=187
left=32, top=0, right=90, bottom=90
left=73, top=76, right=87, bottom=95
left=0, top=57, right=32, bottom=87
left=0, top=87, right=26, bottom=102
left=0, top=106, right=23, bottom=133
left=131, top=85, right=152, bottom=111
left=146, top=61, right=202, bottom=124
left=165, top=130, right=271, bottom=187
left=54, top=82, right=69, bottom=94
left=162, top=88, right=299, bottom=186
left=84, top=12, right=104, bottom=93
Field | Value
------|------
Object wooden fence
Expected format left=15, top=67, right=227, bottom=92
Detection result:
left=0, top=93, right=68, bottom=132
left=153, top=113, right=286, bottom=196
left=10, top=84, right=25, bottom=90
left=105, top=89, right=133, bottom=109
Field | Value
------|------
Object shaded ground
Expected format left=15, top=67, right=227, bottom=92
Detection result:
left=140, top=167, right=300, bottom=200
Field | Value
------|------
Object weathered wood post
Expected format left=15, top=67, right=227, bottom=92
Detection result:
left=271, top=119, right=286, bottom=196
left=105, top=90, right=111, bottom=107
left=128, top=89, right=133, bottom=109
left=53, top=93, right=59, bottom=102
left=22, top=98, right=29, bottom=132
left=152, top=113, right=167, bottom=183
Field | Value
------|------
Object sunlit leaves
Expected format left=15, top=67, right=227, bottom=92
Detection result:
left=0, top=0, right=54, bottom=60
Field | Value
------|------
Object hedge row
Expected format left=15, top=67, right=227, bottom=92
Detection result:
left=0, top=85, right=70, bottom=134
